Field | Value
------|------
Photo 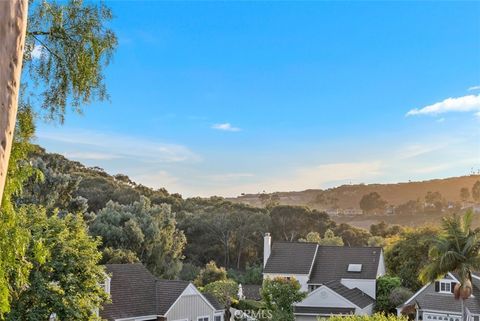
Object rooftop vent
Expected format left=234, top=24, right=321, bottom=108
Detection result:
left=347, top=264, right=362, bottom=272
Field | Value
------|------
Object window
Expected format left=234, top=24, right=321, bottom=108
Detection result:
left=214, top=315, right=223, bottom=321
left=198, top=317, right=209, bottom=321
left=347, top=264, right=362, bottom=272
left=440, top=281, right=451, bottom=293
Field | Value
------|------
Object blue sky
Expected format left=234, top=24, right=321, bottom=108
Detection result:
left=36, top=1, right=480, bottom=197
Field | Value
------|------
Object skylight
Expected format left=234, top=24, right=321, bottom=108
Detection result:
left=347, top=264, right=362, bottom=272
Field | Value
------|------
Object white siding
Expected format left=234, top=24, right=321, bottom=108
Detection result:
left=340, top=279, right=376, bottom=299
left=377, top=251, right=386, bottom=277
left=166, top=294, right=217, bottom=321
left=295, top=315, right=318, bottom=321
left=296, top=286, right=355, bottom=309
left=263, top=273, right=310, bottom=291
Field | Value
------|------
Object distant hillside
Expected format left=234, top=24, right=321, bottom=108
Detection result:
left=228, top=175, right=480, bottom=210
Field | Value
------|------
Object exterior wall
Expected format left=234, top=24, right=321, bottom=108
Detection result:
left=166, top=294, right=219, bottom=321
left=377, top=251, right=386, bottom=277
left=340, top=279, right=376, bottom=299
left=296, top=286, right=355, bottom=309
left=263, top=273, right=310, bottom=291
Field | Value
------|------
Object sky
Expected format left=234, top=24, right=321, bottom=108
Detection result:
left=36, top=1, right=480, bottom=198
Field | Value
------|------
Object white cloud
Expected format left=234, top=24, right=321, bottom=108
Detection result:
left=31, top=45, right=45, bottom=59
left=37, top=129, right=201, bottom=163
left=468, top=85, right=480, bottom=91
left=211, top=123, right=241, bottom=132
left=406, top=94, right=480, bottom=117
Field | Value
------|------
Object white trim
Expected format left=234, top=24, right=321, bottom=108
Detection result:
left=114, top=315, right=160, bottom=321
left=400, top=283, right=430, bottom=307
left=447, top=272, right=460, bottom=283
left=297, top=284, right=360, bottom=309
left=213, top=313, right=223, bottom=321
left=307, top=245, right=319, bottom=277
left=197, top=316, right=210, bottom=321
left=164, top=283, right=217, bottom=316
left=172, top=319, right=188, bottom=321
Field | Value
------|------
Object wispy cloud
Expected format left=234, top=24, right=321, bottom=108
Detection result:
left=37, top=129, right=201, bottom=163
left=406, top=94, right=480, bottom=117
left=468, top=85, right=480, bottom=91
left=211, top=123, right=241, bottom=132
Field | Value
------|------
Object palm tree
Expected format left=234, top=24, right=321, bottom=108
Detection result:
left=420, top=210, right=480, bottom=321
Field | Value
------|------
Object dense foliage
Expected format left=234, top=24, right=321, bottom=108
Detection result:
left=90, top=197, right=186, bottom=279
left=322, top=313, right=409, bottom=321
left=7, top=207, right=108, bottom=321
left=261, top=277, right=306, bottom=321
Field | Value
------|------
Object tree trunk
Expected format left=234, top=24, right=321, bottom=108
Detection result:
left=0, top=0, right=29, bottom=204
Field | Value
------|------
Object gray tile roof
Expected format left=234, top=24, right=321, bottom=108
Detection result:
left=294, top=306, right=355, bottom=315
left=324, top=281, right=375, bottom=308
left=156, top=280, right=189, bottom=315
left=203, top=292, right=224, bottom=311
left=402, top=278, right=480, bottom=314
left=309, top=246, right=382, bottom=284
left=101, top=264, right=223, bottom=321
left=264, top=242, right=318, bottom=274
left=101, top=264, right=157, bottom=321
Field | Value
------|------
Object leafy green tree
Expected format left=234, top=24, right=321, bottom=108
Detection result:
left=270, top=205, right=335, bottom=241
left=101, top=247, right=140, bottom=264
left=375, top=276, right=402, bottom=313
left=0, top=109, right=37, bottom=317
left=385, top=226, right=439, bottom=290
left=420, top=211, right=480, bottom=320
left=335, top=223, right=371, bottom=246
left=359, top=192, right=387, bottom=214
left=90, top=197, right=186, bottom=279
left=319, top=229, right=344, bottom=246
left=261, top=277, right=306, bottom=321
left=301, top=230, right=344, bottom=246
left=6, top=206, right=108, bottom=321
left=472, top=181, right=480, bottom=202
left=460, top=187, right=470, bottom=202
left=388, top=287, right=413, bottom=308
left=368, top=236, right=386, bottom=247
left=194, top=261, right=228, bottom=287
left=179, top=263, right=201, bottom=282
left=25, top=0, right=117, bottom=122
left=1, top=0, right=116, bottom=315
left=204, top=279, right=238, bottom=321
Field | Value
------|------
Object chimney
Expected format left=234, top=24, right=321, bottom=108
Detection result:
left=264, top=233, right=272, bottom=268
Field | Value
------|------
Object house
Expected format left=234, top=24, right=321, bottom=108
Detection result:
left=262, top=233, right=385, bottom=321
left=101, top=264, right=224, bottom=321
left=397, top=272, right=480, bottom=321
left=343, top=208, right=364, bottom=216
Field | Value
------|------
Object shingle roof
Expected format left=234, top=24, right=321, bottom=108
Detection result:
left=401, top=277, right=480, bottom=314
left=101, top=264, right=157, bottom=321
left=203, top=292, right=224, bottom=311
left=294, top=306, right=355, bottom=315
left=101, top=264, right=222, bottom=321
left=324, top=281, right=375, bottom=308
left=156, top=280, right=189, bottom=315
left=309, top=246, right=382, bottom=284
left=264, top=242, right=318, bottom=274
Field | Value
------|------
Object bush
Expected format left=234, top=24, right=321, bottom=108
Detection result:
left=389, top=287, right=413, bottom=307
left=180, top=263, right=201, bottom=281
left=375, top=276, right=402, bottom=313
left=234, top=299, right=264, bottom=311
left=321, top=313, right=409, bottom=321
left=194, top=261, right=227, bottom=287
